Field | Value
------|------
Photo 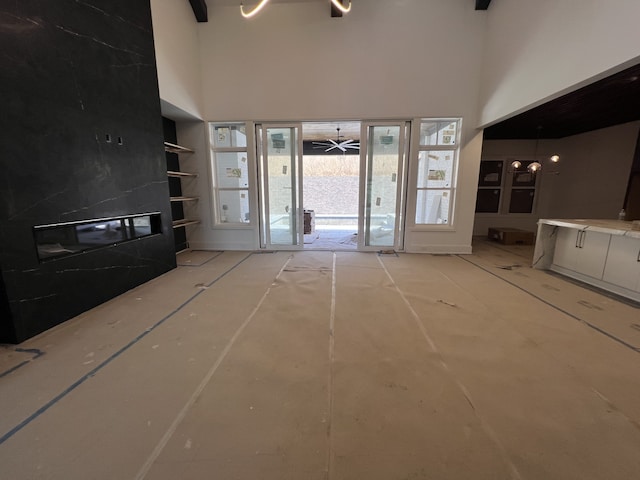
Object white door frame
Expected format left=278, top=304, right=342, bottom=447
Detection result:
left=256, top=122, right=304, bottom=250
left=358, top=120, right=410, bottom=251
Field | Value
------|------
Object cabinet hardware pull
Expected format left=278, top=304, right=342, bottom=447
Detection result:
left=575, top=231, right=580, bottom=248
left=637, top=248, right=640, bottom=262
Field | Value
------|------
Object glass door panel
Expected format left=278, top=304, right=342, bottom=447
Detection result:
left=258, top=124, right=303, bottom=249
left=360, top=122, right=408, bottom=249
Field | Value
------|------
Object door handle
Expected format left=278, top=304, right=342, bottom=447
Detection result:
left=637, top=247, right=640, bottom=262
left=575, top=230, right=581, bottom=248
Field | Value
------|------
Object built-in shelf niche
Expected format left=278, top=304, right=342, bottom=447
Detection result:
left=164, top=139, right=199, bottom=249
left=164, top=141, right=194, bottom=154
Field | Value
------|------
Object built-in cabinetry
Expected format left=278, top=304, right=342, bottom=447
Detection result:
left=164, top=141, right=200, bottom=251
left=551, top=228, right=611, bottom=279
left=534, top=219, right=640, bottom=302
left=602, top=235, right=640, bottom=292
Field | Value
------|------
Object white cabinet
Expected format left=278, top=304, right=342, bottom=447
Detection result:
left=537, top=219, right=640, bottom=302
left=602, top=235, right=640, bottom=291
left=552, top=227, right=579, bottom=270
left=552, top=228, right=611, bottom=279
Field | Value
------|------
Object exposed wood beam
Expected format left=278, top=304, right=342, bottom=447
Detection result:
left=188, top=0, right=208, bottom=22
left=475, top=0, right=491, bottom=10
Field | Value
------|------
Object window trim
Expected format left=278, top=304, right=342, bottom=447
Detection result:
left=409, top=118, right=462, bottom=229
left=475, top=158, right=541, bottom=216
left=209, top=122, right=254, bottom=228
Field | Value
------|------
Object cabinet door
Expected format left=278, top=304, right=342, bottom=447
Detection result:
left=575, top=230, right=611, bottom=279
left=602, top=235, right=640, bottom=291
left=552, top=227, right=580, bottom=270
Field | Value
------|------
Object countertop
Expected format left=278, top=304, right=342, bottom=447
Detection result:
left=538, top=218, right=640, bottom=239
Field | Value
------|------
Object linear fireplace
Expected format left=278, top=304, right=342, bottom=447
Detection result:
left=34, top=213, right=162, bottom=262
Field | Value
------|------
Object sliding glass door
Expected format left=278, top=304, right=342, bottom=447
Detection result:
left=257, top=124, right=304, bottom=249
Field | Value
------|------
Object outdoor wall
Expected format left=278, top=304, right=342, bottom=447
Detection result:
left=474, top=122, right=640, bottom=236
left=479, top=0, right=640, bottom=127
left=194, top=0, right=488, bottom=253
left=150, top=0, right=203, bottom=120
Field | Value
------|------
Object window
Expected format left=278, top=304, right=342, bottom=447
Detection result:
left=475, top=160, right=503, bottom=213
left=509, top=161, right=537, bottom=213
left=210, top=123, right=251, bottom=224
left=414, top=119, right=460, bottom=225
left=475, top=159, right=538, bottom=214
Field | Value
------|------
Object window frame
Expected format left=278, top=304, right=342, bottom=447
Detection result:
left=209, top=122, right=254, bottom=227
left=410, top=118, right=462, bottom=228
left=475, top=158, right=540, bottom=216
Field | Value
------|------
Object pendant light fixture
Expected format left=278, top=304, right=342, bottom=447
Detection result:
left=509, top=126, right=560, bottom=174
left=330, top=0, right=352, bottom=13
left=240, top=0, right=270, bottom=18
left=241, top=0, right=352, bottom=18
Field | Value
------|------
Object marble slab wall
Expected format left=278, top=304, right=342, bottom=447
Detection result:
left=0, top=0, right=176, bottom=342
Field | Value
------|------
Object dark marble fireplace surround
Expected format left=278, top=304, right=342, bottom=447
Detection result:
left=0, top=0, right=176, bottom=343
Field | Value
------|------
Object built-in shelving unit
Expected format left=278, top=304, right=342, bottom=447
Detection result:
left=164, top=142, right=195, bottom=155
left=172, top=219, right=201, bottom=228
left=169, top=196, right=199, bottom=202
left=164, top=141, right=200, bottom=239
left=167, top=170, right=197, bottom=178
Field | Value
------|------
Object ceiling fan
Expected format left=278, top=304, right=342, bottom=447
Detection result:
left=312, top=127, right=360, bottom=153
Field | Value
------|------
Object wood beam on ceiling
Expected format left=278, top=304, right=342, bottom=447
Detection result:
left=188, top=0, right=208, bottom=22
left=475, top=0, right=492, bottom=10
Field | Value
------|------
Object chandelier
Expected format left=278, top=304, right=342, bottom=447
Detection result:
left=510, top=126, right=560, bottom=174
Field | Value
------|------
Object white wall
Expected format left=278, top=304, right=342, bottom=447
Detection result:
left=192, top=0, right=488, bottom=253
left=150, top=0, right=204, bottom=120
left=479, top=0, right=640, bottom=127
left=474, top=122, right=640, bottom=235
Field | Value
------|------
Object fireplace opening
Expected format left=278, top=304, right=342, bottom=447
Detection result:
left=34, top=212, right=162, bottom=262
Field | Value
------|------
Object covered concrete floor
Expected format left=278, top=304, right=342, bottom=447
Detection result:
left=1, top=240, right=639, bottom=479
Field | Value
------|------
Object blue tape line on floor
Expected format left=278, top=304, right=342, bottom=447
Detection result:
left=457, top=255, right=640, bottom=354
left=0, top=252, right=253, bottom=446
left=0, top=348, right=45, bottom=379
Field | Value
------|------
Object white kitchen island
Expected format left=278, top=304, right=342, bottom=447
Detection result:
left=533, top=219, right=640, bottom=302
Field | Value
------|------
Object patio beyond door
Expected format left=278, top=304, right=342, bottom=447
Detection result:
left=257, top=121, right=408, bottom=251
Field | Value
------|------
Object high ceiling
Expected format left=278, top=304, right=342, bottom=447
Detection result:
left=484, top=63, right=640, bottom=140
left=204, top=0, right=490, bottom=7
left=197, top=0, right=491, bottom=18
left=188, top=2, right=640, bottom=141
